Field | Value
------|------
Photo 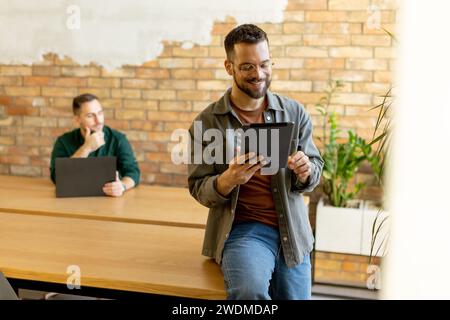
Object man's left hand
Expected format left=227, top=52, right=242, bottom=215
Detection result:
left=103, top=171, right=125, bottom=197
left=287, top=151, right=311, bottom=184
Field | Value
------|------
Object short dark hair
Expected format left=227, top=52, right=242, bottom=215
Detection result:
left=224, top=24, right=269, bottom=60
left=72, top=93, right=98, bottom=115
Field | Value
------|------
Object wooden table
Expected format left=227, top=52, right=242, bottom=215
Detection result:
left=0, top=174, right=311, bottom=300
left=0, top=175, right=209, bottom=228
left=0, top=212, right=225, bottom=299
left=0, top=175, right=309, bottom=229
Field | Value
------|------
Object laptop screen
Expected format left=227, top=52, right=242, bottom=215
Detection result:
left=55, top=156, right=117, bottom=198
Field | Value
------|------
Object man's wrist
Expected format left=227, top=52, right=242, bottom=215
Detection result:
left=216, top=171, right=235, bottom=197
left=81, top=144, right=92, bottom=155
left=72, top=144, right=91, bottom=158
left=298, top=174, right=310, bottom=185
left=121, top=182, right=127, bottom=192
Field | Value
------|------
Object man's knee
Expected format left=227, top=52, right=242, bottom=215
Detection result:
left=225, top=273, right=271, bottom=300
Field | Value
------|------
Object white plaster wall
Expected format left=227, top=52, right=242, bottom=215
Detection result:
left=383, top=0, right=450, bottom=299
left=0, top=0, right=287, bottom=69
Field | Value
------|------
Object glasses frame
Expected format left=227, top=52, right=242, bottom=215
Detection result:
left=230, top=60, right=275, bottom=75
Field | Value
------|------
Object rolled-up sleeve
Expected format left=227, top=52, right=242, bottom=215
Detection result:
left=117, top=135, right=140, bottom=185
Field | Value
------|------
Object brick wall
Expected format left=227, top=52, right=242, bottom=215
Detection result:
left=0, top=0, right=398, bottom=184
left=314, top=251, right=382, bottom=288
left=0, top=0, right=397, bottom=288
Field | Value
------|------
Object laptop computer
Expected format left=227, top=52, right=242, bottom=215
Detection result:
left=0, top=272, right=19, bottom=300
left=55, top=157, right=117, bottom=198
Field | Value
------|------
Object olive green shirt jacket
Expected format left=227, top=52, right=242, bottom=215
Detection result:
left=188, top=89, right=323, bottom=268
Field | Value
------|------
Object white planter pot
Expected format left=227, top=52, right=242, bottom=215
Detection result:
left=315, top=198, right=390, bottom=257
left=361, top=201, right=390, bottom=257
left=315, top=198, right=364, bottom=255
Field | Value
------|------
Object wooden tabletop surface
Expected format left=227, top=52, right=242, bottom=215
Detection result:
left=0, top=175, right=309, bottom=228
left=0, top=175, right=209, bottom=228
left=0, top=212, right=225, bottom=299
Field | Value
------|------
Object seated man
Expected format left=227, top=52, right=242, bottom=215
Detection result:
left=50, top=93, right=140, bottom=196
left=188, top=24, right=323, bottom=300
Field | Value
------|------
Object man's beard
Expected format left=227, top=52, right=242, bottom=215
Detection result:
left=234, top=74, right=271, bottom=99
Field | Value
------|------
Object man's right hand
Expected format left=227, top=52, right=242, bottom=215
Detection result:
left=216, top=148, right=266, bottom=197
left=82, top=127, right=105, bottom=153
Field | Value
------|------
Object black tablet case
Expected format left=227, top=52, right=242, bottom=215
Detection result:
left=240, top=122, right=295, bottom=169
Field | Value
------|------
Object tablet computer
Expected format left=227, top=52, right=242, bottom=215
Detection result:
left=239, top=122, right=295, bottom=174
left=55, top=156, right=117, bottom=198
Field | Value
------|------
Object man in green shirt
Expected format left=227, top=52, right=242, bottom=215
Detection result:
left=50, top=93, right=140, bottom=197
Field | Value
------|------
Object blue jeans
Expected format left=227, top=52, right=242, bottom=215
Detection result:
left=221, top=222, right=311, bottom=300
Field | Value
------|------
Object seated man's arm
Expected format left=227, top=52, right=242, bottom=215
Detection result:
left=71, top=144, right=91, bottom=158
left=116, top=135, right=140, bottom=191
left=102, top=171, right=135, bottom=197
left=102, top=134, right=139, bottom=197
left=50, top=138, right=68, bottom=184
left=121, top=176, right=136, bottom=190
left=71, top=127, right=105, bottom=158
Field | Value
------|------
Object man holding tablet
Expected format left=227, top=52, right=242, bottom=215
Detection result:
left=50, top=93, right=140, bottom=197
left=188, top=24, right=323, bottom=300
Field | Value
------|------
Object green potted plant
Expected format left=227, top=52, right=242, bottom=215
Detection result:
left=321, top=111, right=375, bottom=208
left=314, top=80, right=380, bottom=255
left=365, top=86, right=393, bottom=263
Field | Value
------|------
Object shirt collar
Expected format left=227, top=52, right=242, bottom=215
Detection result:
left=213, top=87, right=284, bottom=115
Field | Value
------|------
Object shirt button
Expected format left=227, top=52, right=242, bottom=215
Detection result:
left=225, top=233, right=229, bottom=239
left=273, top=188, right=278, bottom=192
left=280, top=214, right=283, bottom=218
left=266, top=115, right=271, bottom=121
left=283, top=237, right=288, bottom=242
